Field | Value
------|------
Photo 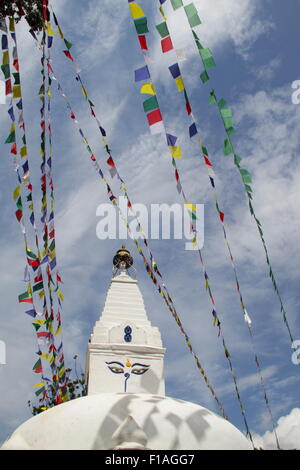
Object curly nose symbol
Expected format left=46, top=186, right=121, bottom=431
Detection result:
left=124, top=373, right=130, bottom=392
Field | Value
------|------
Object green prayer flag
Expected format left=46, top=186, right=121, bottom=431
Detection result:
left=1, top=64, right=10, bottom=79
left=234, top=155, right=242, bottom=166
left=218, top=98, right=227, bottom=109
left=184, top=3, right=201, bottom=28
left=200, top=70, right=209, bottom=83
left=200, top=48, right=213, bottom=60
left=221, top=108, right=232, bottom=118
left=224, top=138, right=233, bottom=155
left=171, top=0, right=183, bottom=10
left=156, top=22, right=169, bottom=38
left=209, top=93, right=216, bottom=104
left=226, top=127, right=236, bottom=136
left=35, top=386, right=45, bottom=397
left=134, top=18, right=149, bottom=34
left=16, top=197, right=23, bottom=210
left=223, top=117, right=234, bottom=129
left=64, top=39, right=73, bottom=50
left=13, top=72, right=20, bottom=85
left=143, top=96, right=159, bottom=112
left=49, top=239, right=55, bottom=252
left=33, top=358, right=42, bottom=370
left=242, top=175, right=252, bottom=184
left=33, top=281, right=44, bottom=293
left=203, top=57, right=216, bottom=69
left=5, top=130, right=16, bottom=144
left=19, top=291, right=29, bottom=301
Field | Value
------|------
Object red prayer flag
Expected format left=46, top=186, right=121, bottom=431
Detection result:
left=13, top=59, right=19, bottom=72
left=147, top=109, right=163, bottom=126
left=186, top=101, right=192, bottom=115
left=5, top=79, right=12, bottom=96
left=15, top=210, right=23, bottom=222
left=19, top=297, right=33, bottom=304
left=63, top=50, right=74, bottom=61
left=204, top=156, right=213, bottom=167
left=138, top=35, right=148, bottom=50
left=219, top=212, right=225, bottom=223
left=107, top=156, right=115, bottom=167
left=10, top=143, right=17, bottom=155
left=161, top=36, right=173, bottom=53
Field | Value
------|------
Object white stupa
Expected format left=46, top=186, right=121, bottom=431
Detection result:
left=1, top=247, right=252, bottom=450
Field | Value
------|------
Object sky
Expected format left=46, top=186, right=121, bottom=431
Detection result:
left=0, top=0, right=300, bottom=450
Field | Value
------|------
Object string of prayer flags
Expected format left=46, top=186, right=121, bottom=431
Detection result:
left=6, top=11, right=67, bottom=405
left=132, top=3, right=251, bottom=423
left=156, top=7, right=281, bottom=445
left=210, top=89, right=294, bottom=345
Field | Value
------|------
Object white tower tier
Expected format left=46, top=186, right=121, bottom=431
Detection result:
left=85, top=247, right=166, bottom=396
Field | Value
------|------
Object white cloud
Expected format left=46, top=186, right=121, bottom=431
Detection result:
left=253, top=408, right=300, bottom=450
left=161, top=0, right=273, bottom=59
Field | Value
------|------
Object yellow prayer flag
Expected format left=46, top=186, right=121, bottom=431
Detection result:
left=9, top=18, right=15, bottom=32
left=57, top=290, right=64, bottom=302
left=20, top=146, right=27, bottom=158
left=13, top=85, right=22, bottom=99
left=40, top=353, right=51, bottom=361
left=39, top=289, right=45, bottom=299
left=47, top=22, right=55, bottom=37
left=33, top=382, right=45, bottom=388
left=169, top=146, right=182, bottom=159
left=47, top=88, right=52, bottom=98
left=58, top=26, right=64, bottom=38
left=185, top=202, right=197, bottom=212
left=2, top=51, right=9, bottom=66
left=54, top=326, right=62, bottom=336
left=129, top=2, right=145, bottom=19
left=59, top=367, right=65, bottom=378
left=13, top=186, right=21, bottom=201
left=27, top=283, right=32, bottom=296
left=33, top=320, right=45, bottom=326
left=159, top=7, right=167, bottom=21
left=175, top=76, right=185, bottom=92
left=140, top=83, right=156, bottom=95
left=81, top=86, right=87, bottom=99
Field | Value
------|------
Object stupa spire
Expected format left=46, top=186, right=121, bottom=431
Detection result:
left=85, top=246, right=166, bottom=396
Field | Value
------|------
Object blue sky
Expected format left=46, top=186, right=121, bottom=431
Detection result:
left=0, top=0, right=300, bottom=449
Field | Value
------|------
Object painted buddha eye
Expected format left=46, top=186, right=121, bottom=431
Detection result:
left=131, top=367, right=149, bottom=375
left=106, top=361, right=124, bottom=374
left=108, top=366, right=124, bottom=374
